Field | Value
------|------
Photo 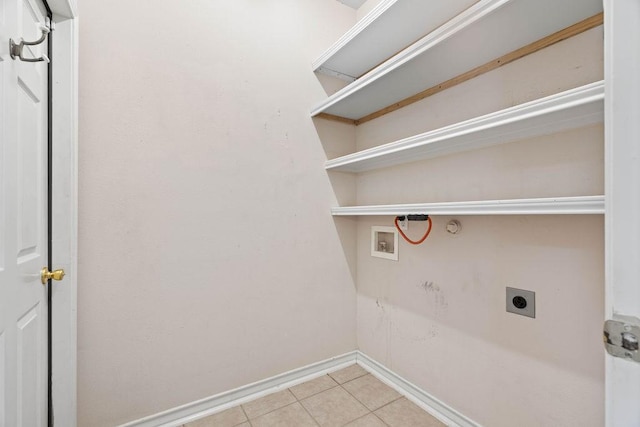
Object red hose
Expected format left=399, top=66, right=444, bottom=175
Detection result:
left=394, top=216, right=432, bottom=245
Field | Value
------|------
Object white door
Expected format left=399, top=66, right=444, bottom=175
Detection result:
left=604, top=0, right=640, bottom=425
left=0, top=0, right=50, bottom=425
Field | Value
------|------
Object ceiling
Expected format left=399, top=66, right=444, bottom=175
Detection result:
left=336, top=0, right=367, bottom=9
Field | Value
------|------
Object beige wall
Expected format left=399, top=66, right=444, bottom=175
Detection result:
left=352, top=26, right=605, bottom=427
left=79, top=1, right=605, bottom=425
left=77, top=1, right=358, bottom=425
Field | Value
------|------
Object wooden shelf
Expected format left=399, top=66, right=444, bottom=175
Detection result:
left=331, top=196, right=605, bottom=216
left=325, top=81, right=604, bottom=173
left=311, top=0, right=603, bottom=123
left=312, top=0, right=478, bottom=81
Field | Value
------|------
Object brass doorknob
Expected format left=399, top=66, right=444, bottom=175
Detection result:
left=41, top=267, right=65, bottom=285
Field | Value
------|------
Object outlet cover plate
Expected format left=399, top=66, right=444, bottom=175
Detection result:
left=506, top=287, right=535, bottom=318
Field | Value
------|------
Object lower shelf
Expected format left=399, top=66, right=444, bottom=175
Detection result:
left=331, top=196, right=604, bottom=216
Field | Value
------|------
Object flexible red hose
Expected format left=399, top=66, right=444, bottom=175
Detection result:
left=394, top=216, right=433, bottom=245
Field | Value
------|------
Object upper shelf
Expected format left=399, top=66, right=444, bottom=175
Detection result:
left=326, top=81, right=604, bottom=173
left=311, top=0, right=603, bottom=123
left=312, top=0, right=479, bottom=81
left=331, top=196, right=605, bottom=216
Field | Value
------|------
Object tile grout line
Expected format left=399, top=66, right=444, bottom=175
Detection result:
left=337, top=411, right=373, bottom=427
left=339, top=376, right=401, bottom=413
left=289, top=374, right=340, bottom=402
left=239, top=404, right=252, bottom=427
left=289, top=382, right=322, bottom=427
left=338, top=382, right=371, bottom=410
left=371, top=395, right=405, bottom=417
left=296, top=368, right=372, bottom=427
left=240, top=374, right=345, bottom=425
left=292, top=384, right=341, bottom=402
left=183, top=363, right=442, bottom=427
left=376, top=395, right=405, bottom=410
left=337, top=375, right=404, bottom=426
left=302, top=367, right=377, bottom=427
left=374, top=412, right=392, bottom=427
left=332, top=383, right=377, bottom=427
left=297, top=399, right=322, bottom=427
left=226, top=365, right=402, bottom=427
left=341, top=411, right=393, bottom=427
left=243, top=389, right=298, bottom=420
left=329, top=368, right=369, bottom=386
left=244, top=400, right=307, bottom=425
left=335, top=383, right=379, bottom=427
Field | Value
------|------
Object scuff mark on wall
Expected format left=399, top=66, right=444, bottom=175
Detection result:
left=372, top=297, right=388, bottom=335
left=367, top=297, right=393, bottom=367
left=420, top=281, right=438, bottom=293
left=416, top=280, right=449, bottom=317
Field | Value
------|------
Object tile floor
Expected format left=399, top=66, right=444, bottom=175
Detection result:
left=183, top=364, right=446, bottom=427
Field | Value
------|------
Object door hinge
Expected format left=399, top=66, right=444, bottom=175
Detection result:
left=604, top=315, right=640, bottom=363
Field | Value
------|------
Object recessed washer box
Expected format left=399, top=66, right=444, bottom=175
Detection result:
left=506, top=287, right=536, bottom=318
left=371, top=226, right=398, bottom=261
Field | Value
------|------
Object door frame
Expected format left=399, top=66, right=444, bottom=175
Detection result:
left=604, top=0, right=640, bottom=425
left=47, top=1, right=78, bottom=426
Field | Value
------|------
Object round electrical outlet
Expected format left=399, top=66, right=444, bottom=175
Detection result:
left=512, top=296, right=528, bottom=309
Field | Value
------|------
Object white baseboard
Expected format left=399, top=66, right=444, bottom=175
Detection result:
left=118, top=351, right=359, bottom=427
left=355, top=352, right=481, bottom=427
left=119, top=350, right=480, bottom=427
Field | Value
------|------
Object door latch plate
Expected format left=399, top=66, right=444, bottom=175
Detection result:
left=604, top=315, right=640, bottom=363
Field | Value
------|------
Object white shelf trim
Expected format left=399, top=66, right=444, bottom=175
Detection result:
left=310, top=0, right=511, bottom=117
left=313, top=0, right=479, bottom=82
left=310, top=0, right=603, bottom=120
left=331, top=196, right=605, bottom=216
left=325, top=81, right=604, bottom=172
left=312, top=0, right=398, bottom=75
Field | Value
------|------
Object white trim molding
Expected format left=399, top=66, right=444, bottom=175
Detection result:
left=331, top=196, right=605, bottom=217
left=50, top=7, right=79, bottom=427
left=356, top=352, right=481, bottom=427
left=326, top=81, right=604, bottom=173
left=314, top=0, right=481, bottom=83
left=311, top=0, right=509, bottom=118
left=119, top=352, right=359, bottom=427
left=604, top=0, right=640, bottom=425
left=312, top=0, right=397, bottom=72
left=310, top=0, right=602, bottom=121
left=119, top=351, right=481, bottom=427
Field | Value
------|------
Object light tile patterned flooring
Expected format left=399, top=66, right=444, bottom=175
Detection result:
left=183, top=364, right=446, bottom=427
